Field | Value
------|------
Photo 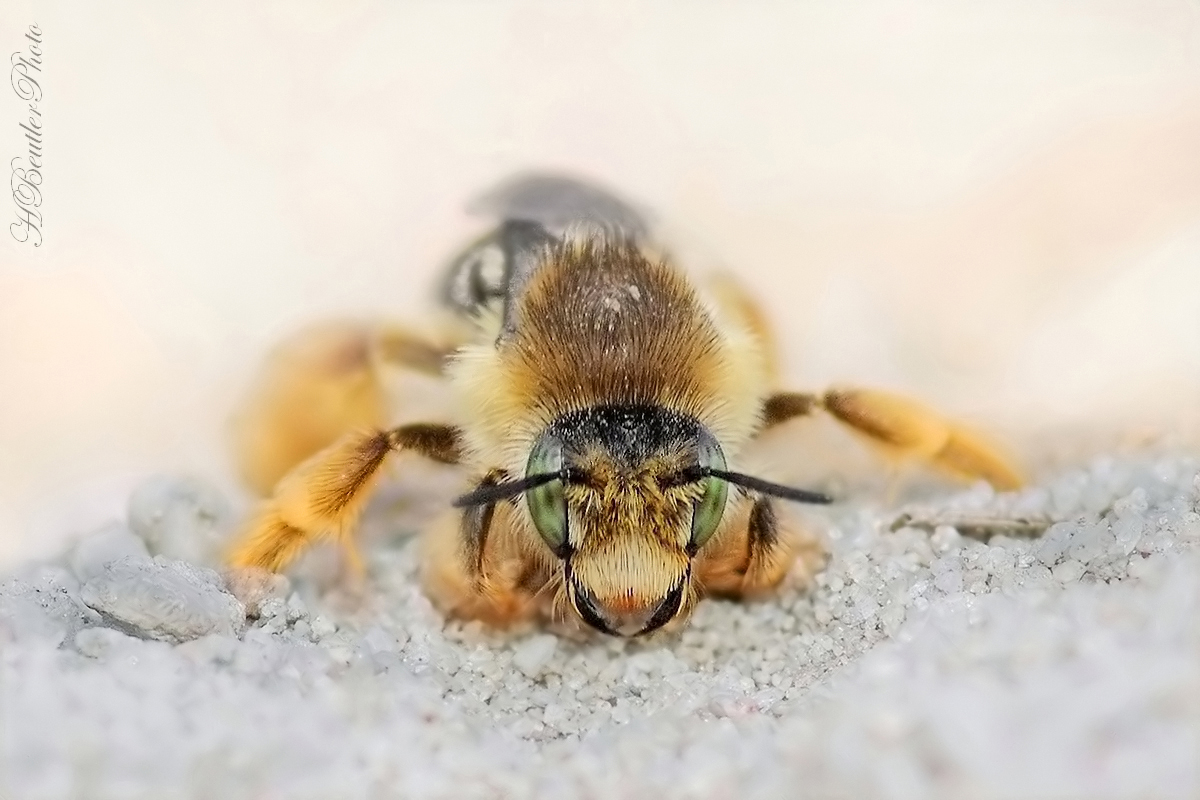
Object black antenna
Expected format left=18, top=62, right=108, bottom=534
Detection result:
left=451, top=472, right=583, bottom=510
left=705, top=468, right=833, bottom=504
left=454, top=466, right=832, bottom=508
left=666, top=465, right=832, bottom=505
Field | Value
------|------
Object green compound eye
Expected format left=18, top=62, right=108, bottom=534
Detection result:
left=526, top=436, right=568, bottom=553
left=689, top=436, right=729, bottom=550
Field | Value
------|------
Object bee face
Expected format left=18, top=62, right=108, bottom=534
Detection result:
left=523, top=404, right=729, bottom=636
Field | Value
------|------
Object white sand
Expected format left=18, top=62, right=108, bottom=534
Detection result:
left=2, top=452, right=1198, bottom=799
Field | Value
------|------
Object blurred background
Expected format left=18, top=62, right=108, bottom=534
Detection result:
left=1, top=0, right=1198, bottom=566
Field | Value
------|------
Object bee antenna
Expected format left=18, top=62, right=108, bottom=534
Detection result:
left=704, top=467, right=833, bottom=505
left=452, top=471, right=562, bottom=508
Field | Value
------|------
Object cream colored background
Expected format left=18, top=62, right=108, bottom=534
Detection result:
left=2, top=1, right=1199, bottom=565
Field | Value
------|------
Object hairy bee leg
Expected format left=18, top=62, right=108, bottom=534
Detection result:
left=231, top=321, right=465, bottom=496
left=759, top=391, right=821, bottom=431
left=421, top=500, right=545, bottom=628
left=820, top=388, right=1024, bottom=490
left=706, top=272, right=781, bottom=385
left=696, top=496, right=825, bottom=599
left=755, top=389, right=1024, bottom=490
left=373, top=324, right=462, bottom=377
left=232, top=322, right=388, bottom=495
left=226, top=423, right=463, bottom=574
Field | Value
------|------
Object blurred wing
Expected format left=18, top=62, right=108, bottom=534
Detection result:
left=468, top=172, right=650, bottom=239
left=440, top=173, right=652, bottom=344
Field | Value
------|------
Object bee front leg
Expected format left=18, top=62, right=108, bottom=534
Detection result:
left=226, top=423, right=462, bottom=576
left=756, top=389, right=1024, bottom=491
left=421, top=484, right=547, bottom=629
left=696, top=496, right=826, bottom=599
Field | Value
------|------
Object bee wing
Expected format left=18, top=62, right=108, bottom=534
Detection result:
left=441, top=173, right=653, bottom=341
left=496, top=219, right=556, bottom=342
left=468, top=172, right=650, bottom=240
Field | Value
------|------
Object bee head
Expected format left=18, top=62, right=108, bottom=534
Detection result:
left=453, top=404, right=831, bottom=637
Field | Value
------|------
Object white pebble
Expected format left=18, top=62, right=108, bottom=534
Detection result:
left=69, top=523, right=150, bottom=583
left=934, top=570, right=964, bottom=593
left=127, top=475, right=231, bottom=566
left=1052, top=559, right=1086, bottom=584
left=512, top=634, right=558, bottom=678
left=310, top=615, right=337, bottom=641
left=73, top=627, right=141, bottom=659
left=79, top=556, right=246, bottom=643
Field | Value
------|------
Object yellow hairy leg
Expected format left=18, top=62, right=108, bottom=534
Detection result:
left=712, top=276, right=1023, bottom=491
left=231, top=320, right=462, bottom=496
left=227, top=423, right=462, bottom=574
left=705, top=272, right=782, bottom=386
left=759, top=388, right=1024, bottom=491
left=696, top=496, right=825, bottom=599
left=421, top=501, right=550, bottom=629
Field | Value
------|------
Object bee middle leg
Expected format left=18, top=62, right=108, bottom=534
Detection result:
left=717, top=273, right=1021, bottom=491
left=231, top=319, right=464, bottom=495
left=696, top=496, right=825, bottom=599
left=756, top=388, right=1024, bottom=491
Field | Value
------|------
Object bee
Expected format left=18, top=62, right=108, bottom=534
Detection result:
left=226, top=174, right=1022, bottom=636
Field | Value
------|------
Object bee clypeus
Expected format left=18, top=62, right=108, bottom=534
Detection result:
left=226, top=174, right=1022, bottom=637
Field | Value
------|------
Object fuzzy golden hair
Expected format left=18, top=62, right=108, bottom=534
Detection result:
left=449, top=237, right=770, bottom=480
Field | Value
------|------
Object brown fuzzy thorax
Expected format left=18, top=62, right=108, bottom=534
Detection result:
left=447, top=235, right=770, bottom=477
left=504, top=239, right=725, bottom=420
